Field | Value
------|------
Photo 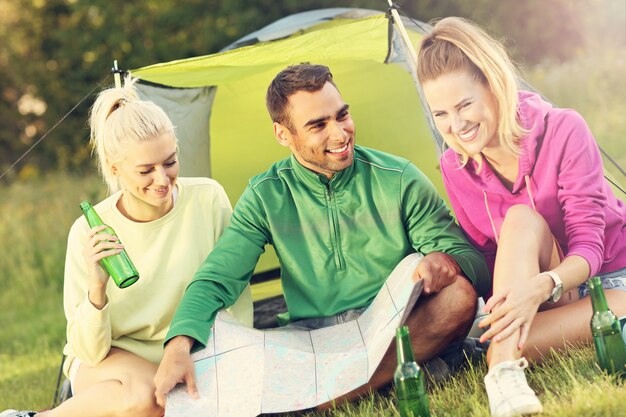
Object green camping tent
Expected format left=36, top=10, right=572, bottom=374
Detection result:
left=129, top=7, right=625, bottom=327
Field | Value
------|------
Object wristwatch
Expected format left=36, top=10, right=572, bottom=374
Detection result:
left=540, top=271, right=563, bottom=303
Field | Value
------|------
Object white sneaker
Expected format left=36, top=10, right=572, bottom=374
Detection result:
left=484, top=358, right=543, bottom=417
left=0, top=411, right=36, bottom=417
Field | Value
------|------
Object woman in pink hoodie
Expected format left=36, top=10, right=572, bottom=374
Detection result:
left=416, top=17, right=626, bottom=417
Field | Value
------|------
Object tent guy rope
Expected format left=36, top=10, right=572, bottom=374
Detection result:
left=0, top=74, right=111, bottom=181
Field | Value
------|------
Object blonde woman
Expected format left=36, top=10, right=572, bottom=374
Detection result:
left=1, top=78, right=252, bottom=417
left=416, top=17, right=626, bottom=417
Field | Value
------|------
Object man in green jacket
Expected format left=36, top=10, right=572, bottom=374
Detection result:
left=154, top=64, right=489, bottom=407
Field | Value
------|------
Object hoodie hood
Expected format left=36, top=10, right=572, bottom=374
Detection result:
left=515, top=90, right=553, bottom=191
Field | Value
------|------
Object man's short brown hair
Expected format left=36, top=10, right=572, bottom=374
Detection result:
left=266, top=64, right=337, bottom=132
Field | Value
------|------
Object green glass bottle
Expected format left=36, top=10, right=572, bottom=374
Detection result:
left=588, top=276, right=626, bottom=377
left=394, top=326, right=430, bottom=417
left=80, top=200, right=139, bottom=288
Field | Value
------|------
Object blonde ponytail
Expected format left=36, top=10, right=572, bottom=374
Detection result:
left=88, top=76, right=176, bottom=193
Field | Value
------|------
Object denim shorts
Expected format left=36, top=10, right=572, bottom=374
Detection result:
left=578, top=267, right=626, bottom=299
left=285, top=307, right=367, bottom=331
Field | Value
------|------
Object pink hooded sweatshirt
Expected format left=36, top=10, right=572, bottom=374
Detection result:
left=441, top=90, right=626, bottom=283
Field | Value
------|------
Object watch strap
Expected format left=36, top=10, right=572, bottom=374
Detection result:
left=540, top=270, right=562, bottom=303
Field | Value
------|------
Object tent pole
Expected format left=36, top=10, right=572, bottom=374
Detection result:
left=113, top=60, right=122, bottom=88
left=386, top=3, right=446, bottom=155
left=386, top=1, right=417, bottom=65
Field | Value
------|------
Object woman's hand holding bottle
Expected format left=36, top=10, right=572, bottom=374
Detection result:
left=83, top=225, right=123, bottom=309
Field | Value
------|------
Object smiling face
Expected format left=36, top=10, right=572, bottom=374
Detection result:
left=111, top=131, right=179, bottom=221
left=422, top=70, right=500, bottom=158
left=274, top=82, right=355, bottom=179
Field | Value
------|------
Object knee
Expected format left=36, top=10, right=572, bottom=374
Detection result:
left=505, top=204, right=535, bottom=220
left=606, top=290, right=626, bottom=317
left=446, top=277, right=478, bottom=324
left=502, top=204, right=545, bottom=233
left=425, top=277, right=477, bottom=332
left=118, top=376, right=162, bottom=417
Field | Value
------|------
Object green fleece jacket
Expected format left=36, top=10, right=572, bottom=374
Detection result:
left=167, top=146, right=489, bottom=347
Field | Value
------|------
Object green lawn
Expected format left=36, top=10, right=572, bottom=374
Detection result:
left=0, top=173, right=104, bottom=411
left=0, top=296, right=66, bottom=410
left=1, top=168, right=625, bottom=417
left=294, top=345, right=626, bottom=417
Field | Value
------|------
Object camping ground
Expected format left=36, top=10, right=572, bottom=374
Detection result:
left=1, top=15, right=626, bottom=417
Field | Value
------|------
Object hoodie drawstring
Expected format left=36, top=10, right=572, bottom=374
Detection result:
left=480, top=112, right=562, bottom=255
left=482, top=177, right=537, bottom=245
left=483, top=189, right=499, bottom=244
left=524, top=175, right=537, bottom=211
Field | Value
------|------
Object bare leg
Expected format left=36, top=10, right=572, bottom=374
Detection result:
left=523, top=289, right=626, bottom=362
left=319, top=275, right=477, bottom=408
left=483, top=204, right=609, bottom=369
left=485, top=205, right=558, bottom=368
left=36, top=348, right=163, bottom=417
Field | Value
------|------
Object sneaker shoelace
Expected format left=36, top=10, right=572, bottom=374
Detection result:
left=492, top=358, right=533, bottom=395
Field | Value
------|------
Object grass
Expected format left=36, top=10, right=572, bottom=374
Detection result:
left=0, top=173, right=106, bottom=410
left=288, top=345, right=626, bottom=417
left=0, top=50, right=625, bottom=413
left=0, top=297, right=66, bottom=410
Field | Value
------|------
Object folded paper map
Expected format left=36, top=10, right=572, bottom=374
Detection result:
left=166, top=253, right=423, bottom=417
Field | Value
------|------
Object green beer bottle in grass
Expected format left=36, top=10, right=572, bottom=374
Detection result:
left=394, top=326, right=430, bottom=417
left=588, top=276, right=626, bottom=377
left=80, top=200, right=139, bottom=288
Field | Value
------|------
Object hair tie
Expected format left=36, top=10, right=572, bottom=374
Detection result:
left=107, top=98, right=129, bottom=118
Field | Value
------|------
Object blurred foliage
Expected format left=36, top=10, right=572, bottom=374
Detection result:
left=0, top=0, right=624, bottom=181
left=522, top=48, right=626, bottom=187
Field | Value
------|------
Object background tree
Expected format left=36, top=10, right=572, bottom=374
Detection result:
left=0, top=0, right=623, bottom=182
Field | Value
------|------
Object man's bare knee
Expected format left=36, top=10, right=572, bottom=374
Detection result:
left=407, top=277, right=477, bottom=341
left=439, top=277, right=476, bottom=316
left=424, top=278, right=476, bottom=334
